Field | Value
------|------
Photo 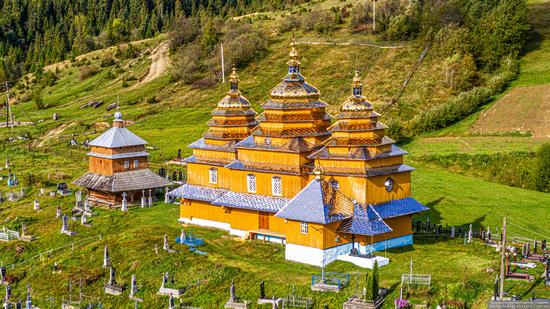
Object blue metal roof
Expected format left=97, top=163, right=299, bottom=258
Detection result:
left=212, top=191, right=290, bottom=213
left=275, top=179, right=350, bottom=224
left=167, top=184, right=228, bottom=202
left=337, top=204, right=393, bottom=236
left=188, top=138, right=236, bottom=152
left=371, top=197, right=428, bottom=219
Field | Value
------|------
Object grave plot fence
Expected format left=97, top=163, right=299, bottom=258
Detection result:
left=0, top=227, right=19, bottom=242
left=281, top=296, right=314, bottom=309
left=1, top=235, right=102, bottom=270
left=311, top=272, right=350, bottom=289
left=401, top=274, right=431, bottom=288
left=488, top=300, right=550, bottom=309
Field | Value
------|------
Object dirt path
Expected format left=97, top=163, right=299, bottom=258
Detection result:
left=134, top=41, right=170, bottom=87
left=32, top=121, right=77, bottom=147
left=471, top=84, right=550, bottom=137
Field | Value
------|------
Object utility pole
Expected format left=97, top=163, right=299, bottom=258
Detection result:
left=499, top=217, right=507, bottom=300
left=220, top=43, right=225, bottom=83
left=4, top=81, right=9, bottom=130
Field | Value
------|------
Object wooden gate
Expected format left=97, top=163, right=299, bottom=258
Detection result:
left=259, top=212, right=270, bottom=230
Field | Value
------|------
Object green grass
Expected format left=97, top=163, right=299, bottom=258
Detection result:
left=1, top=163, right=549, bottom=307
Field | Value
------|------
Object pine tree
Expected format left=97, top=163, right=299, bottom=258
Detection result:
left=372, top=260, right=379, bottom=300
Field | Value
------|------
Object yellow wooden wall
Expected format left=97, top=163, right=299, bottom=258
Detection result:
left=228, top=170, right=308, bottom=197
left=365, top=172, right=411, bottom=204
left=356, top=215, right=412, bottom=244
left=186, top=163, right=231, bottom=189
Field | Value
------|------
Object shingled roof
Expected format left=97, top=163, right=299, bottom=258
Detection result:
left=73, top=169, right=171, bottom=192
left=88, top=127, right=148, bottom=148
left=337, top=204, right=393, bottom=236
left=275, top=178, right=353, bottom=224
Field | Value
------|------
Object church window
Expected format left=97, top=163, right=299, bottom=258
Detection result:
left=209, top=168, right=218, bottom=184
left=300, top=221, right=309, bottom=234
left=247, top=174, right=257, bottom=193
left=272, top=177, right=282, bottom=196
left=133, top=160, right=139, bottom=168
left=124, top=160, right=130, bottom=169
left=385, top=178, right=395, bottom=192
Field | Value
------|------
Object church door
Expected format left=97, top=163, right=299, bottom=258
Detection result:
left=259, top=212, right=270, bottom=230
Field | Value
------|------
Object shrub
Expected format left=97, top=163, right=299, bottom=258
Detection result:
left=223, top=24, right=268, bottom=68
left=170, top=17, right=200, bottom=48
left=171, top=43, right=201, bottom=83
left=100, top=53, right=116, bottom=67
left=536, top=144, right=550, bottom=192
left=301, top=9, right=338, bottom=33
left=278, top=15, right=300, bottom=33
left=79, top=65, right=101, bottom=80
left=191, top=76, right=217, bottom=89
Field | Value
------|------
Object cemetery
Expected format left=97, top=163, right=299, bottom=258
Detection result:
left=0, top=37, right=548, bottom=308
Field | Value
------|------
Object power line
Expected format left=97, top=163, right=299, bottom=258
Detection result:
left=508, top=222, right=550, bottom=240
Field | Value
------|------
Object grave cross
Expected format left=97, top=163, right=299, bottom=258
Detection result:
left=4, top=284, right=11, bottom=303
left=162, top=272, right=169, bottom=288
left=148, top=189, right=153, bottom=207
left=169, top=294, right=175, bottom=309
left=179, top=229, right=186, bottom=244
left=25, top=284, right=31, bottom=309
left=33, top=200, right=40, bottom=211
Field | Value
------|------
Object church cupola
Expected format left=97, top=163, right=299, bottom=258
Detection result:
left=287, top=38, right=301, bottom=76
left=113, top=108, right=124, bottom=128
left=229, top=67, right=239, bottom=91
left=352, top=70, right=363, bottom=96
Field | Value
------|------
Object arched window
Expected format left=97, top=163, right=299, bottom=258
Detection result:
left=272, top=176, right=282, bottom=196
left=247, top=174, right=257, bottom=193
left=209, top=168, right=218, bottom=184
left=384, top=178, right=395, bottom=192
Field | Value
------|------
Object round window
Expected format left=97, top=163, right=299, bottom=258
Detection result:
left=384, top=178, right=395, bottom=192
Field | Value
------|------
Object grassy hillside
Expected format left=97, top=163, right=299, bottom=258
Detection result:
left=0, top=0, right=548, bottom=307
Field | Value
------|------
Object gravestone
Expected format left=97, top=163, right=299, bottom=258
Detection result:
left=84, top=199, right=94, bottom=216
left=545, top=259, right=550, bottom=286
left=177, top=149, right=181, bottom=160
left=53, top=113, right=59, bottom=121
left=467, top=224, right=473, bottom=243
left=158, top=272, right=185, bottom=297
left=141, top=190, right=146, bottom=208
left=129, top=274, right=143, bottom=302
left=257, top=281, right=282, bottom=308
left=20, top=224, right=35, bottom=242
left=162, top=234, right=178, bottom=253
left=25, top=284, right=32, bottom=309
left=534, top=241, right=538, bottom=254
left=0, top=267, right=5, bottom=285
left=450, top=226, right=455, bottom=238
left=542, top=240, right=547, bottom=252
left=60, top=214, right=77, bottom=236
left=164, top=191, right=170, bottom=204
left=39, top=188, right=45, bottom=196
left=56, top=207, right=62, bottom=219
left=172, top=172, right=177, bottom=182
left=103, top=246, right=110, bottom=268
left=7, top=192, right=15, bottom=202
left=169, top=294, right=176, bottom=309
left=148, top=190, right=153, bottom=207
left=33, top=200, right=40, bottom=211
left=104, top=267, right=123, bottom=296
left=5, top=284, right=11, bottom=302
left=178, top=171, right=183, bottom=181
left=225, top=280, right=249, bottom=308
left=75, top=191, right=82, bottom=205
left=81, top=214, right=91, bottom=227
left=121, top=192, right=128, bottom=212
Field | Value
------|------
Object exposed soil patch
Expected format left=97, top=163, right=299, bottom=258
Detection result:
left=472, top=84, right=550, bottom=138
left=134, top=41, right=170, bottom=87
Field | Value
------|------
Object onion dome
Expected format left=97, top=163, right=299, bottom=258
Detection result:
left=340, top=71, right=374, bottom=114
left=214, top=67, right=255, bottom=110
left=264, top=37, right=326, bottom=109
left=113, top=107, right=124, bottom=128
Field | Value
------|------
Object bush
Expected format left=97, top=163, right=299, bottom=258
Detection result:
left=79, top=65, right=101, bottom=80
left=100, top=53, right=116, bottom=67
left=301, top=9, right=338, bottom=33
left=170, top=17, right=200, bottom=48
left=536, top=144, right=550, bottom=192
left=278, top=15, right=300, bottom=33
left=191, top=77, right=217, bottom=90
left=442, top=52, right=477, bottom=93
left=171, top=43, right=201, bottom=83
left=222, top=24, right=268, bottom=69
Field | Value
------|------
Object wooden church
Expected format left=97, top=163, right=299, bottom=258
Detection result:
left=74, top=110, right=171, bottom=207
left=169, top=39, right=428, bottom=267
